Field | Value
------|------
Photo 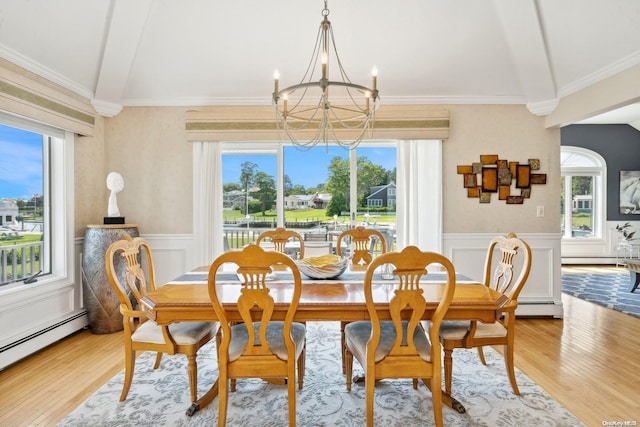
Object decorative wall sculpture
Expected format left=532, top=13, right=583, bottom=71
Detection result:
left=457, top=155, right=547, bottom=204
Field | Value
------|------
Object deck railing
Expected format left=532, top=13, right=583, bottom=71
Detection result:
left=0, top=241, right=43, bottom=285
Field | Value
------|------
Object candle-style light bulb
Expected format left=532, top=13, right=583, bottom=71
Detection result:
left=283, top=93, right=288, bottom=114
left=364, top=91, right=371, bottom=112
left=273, top=70, right=280, bottom=95
left=321, top=52, right=328, bottom=79
left=371, top=66, right=378, bottom=91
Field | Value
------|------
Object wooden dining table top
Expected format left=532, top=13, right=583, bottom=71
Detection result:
left=141, top=266, right=509, bottom=325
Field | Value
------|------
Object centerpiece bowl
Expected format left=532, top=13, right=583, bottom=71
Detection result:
left=295, top=254, right=349, bottom=279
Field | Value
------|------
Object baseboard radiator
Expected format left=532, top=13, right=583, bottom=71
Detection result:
left=0, top=311, right=88, bottom=370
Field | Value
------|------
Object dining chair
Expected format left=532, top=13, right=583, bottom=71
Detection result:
left=438, top=232, right=532, bottom=396
left=344, top=246, right=457, bottom=427
left=105, top=235, right=217, bottom=403
left=256, top=227, right=305, bottom=259
left=207, top=244, right=306, bottom=427
left=336, top=226, right=387, bottom=266
left=303, top=240, right=333, bottom=257
left=336, top=225, right=388, bottom=373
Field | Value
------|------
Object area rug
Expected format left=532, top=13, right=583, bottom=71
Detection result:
left=562, top=270, right=640, bottom=318
left=59, top=322, right=583, bottom=427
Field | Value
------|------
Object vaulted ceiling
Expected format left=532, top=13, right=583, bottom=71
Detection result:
left=1, top=0, right=639, bottom=126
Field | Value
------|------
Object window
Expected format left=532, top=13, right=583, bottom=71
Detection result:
left=0, top=112, right=74, bottom=288
left=561, top=146, right=606, bottom=240
left=220, top=142, right=397, bottom=250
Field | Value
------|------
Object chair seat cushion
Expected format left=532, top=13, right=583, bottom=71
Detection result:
left=438, top=320, right=507, bottom=340
left=132, top=321, right=217, bottom=345
left=345, top=320, right=432, bottom=363
left=228, top=321, right=306, bottom=362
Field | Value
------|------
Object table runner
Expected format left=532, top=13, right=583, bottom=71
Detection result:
left=168, top=271, right=475, bottom=285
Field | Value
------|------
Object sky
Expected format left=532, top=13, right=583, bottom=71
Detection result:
left=222, top=145, right=396, bottom=189
left=0, top=124, right=43, bottom=200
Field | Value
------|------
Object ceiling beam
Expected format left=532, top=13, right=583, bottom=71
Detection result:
left=494, top=0, right=557, bottom=116
left=92, top=0, right=154, bottom=117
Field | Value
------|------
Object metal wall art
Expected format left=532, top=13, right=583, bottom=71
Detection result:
left=457, top=156, right=546, bottom=204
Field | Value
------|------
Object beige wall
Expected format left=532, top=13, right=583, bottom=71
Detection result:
left=444, top=104, right=560, bottom=233
left=76, top=104, right=560, bottom=237
left=103, top=107, right=193, bottom=235
left=75, top=115, right=107, bottom=237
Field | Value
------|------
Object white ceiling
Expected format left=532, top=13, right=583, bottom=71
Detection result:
left=1, top=0, right=640, bottom=125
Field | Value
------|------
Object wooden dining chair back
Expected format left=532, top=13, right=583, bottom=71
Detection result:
left=336, top=226, right=387, bottom=267
left=256, top=227, right=305, bottom=259
left=336, top=225, right=389, bottom=373
left=105, top=235, right=216, bottom=404
left=303, top=241, right=333, bottom=257
left=439, top=232, right=532, bottom=396
left=344, top=246, right=457, bottom=427
left=207, top=244, right=306, bottom=427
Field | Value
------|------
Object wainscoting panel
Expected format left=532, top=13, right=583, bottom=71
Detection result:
left=141, top=234, right=195, bottom=285
left=443, top=233, right=563, bottom=318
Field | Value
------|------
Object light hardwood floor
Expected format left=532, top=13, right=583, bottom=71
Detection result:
left=1, top=266, right=639, bottom=426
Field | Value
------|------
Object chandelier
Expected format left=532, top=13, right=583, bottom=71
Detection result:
left=272, top=0, right=379, bottom=150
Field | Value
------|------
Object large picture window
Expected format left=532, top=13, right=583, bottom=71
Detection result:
left=219, top=142, right=397, bottom=251
left=192, top=139, right=442, bottom=264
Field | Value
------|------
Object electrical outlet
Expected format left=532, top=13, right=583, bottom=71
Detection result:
left=536, top=206, right=544, bottom=217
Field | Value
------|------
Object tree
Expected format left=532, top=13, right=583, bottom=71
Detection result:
left=326, top=155, right=392, bottom=211
left=288, top=184, right=307, bottom=195
left=239, top=162, right=258, bottom=214
left=326, top=191, right=346, bottom=217
left=223, top=182, right=242, bottom=192
left=253, top=171, right=276, bottom=215
left=283, top=174, right=293, bottom=196
left=356, top=156, right=387, bottom=206
left=326, top=156, right=350, bottom=215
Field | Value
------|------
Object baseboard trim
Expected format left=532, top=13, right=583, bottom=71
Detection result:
left=0, top=312, right=87, bottom=370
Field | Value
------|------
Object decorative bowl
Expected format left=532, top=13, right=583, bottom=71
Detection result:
left=295, top=254, right=349, bottom=279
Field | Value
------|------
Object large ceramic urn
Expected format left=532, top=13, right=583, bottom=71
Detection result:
left=82, top=224, right=139, bottom=334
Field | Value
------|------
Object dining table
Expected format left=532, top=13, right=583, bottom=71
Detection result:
left=140, top=265, right=509, bottom=417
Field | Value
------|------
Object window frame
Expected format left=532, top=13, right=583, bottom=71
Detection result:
left=221, top=140, right=398, bottom=227
left=0, top=111, right=75, bottom=293
left=560, top=146, right=606, bottom=241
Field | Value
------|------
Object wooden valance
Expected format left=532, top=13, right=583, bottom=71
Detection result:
left=0, top=58, right=95, bottom=136
left=186, top=105, right=449, bottom=141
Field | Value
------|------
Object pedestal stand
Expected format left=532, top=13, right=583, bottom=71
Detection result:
left=82, top=224, right=139, bottom=334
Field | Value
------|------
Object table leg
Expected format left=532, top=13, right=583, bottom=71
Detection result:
left=186, top=379, right=219, bottom=416
left=630, top=271, right=640, bottom=292
left=420, top=378, right=466, bottom=414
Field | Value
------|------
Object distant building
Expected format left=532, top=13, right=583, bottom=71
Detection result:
left=366, top=183, right=396, bottom=209
left=0, top=199, right=19, bottom=226
left=283, top=193, right=333, bottom=210
left=284, top=194, right=315, bottom=210
left=572, top=194, right=592, bottom=213
left=312, top=193, right=332, bottom=209
left=223, top=188, right=258, bottom=209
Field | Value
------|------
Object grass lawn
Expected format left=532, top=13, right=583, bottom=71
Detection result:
left=0, top=233, right=42, bottom=246
left=224, top=208, right=396, bottom=224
